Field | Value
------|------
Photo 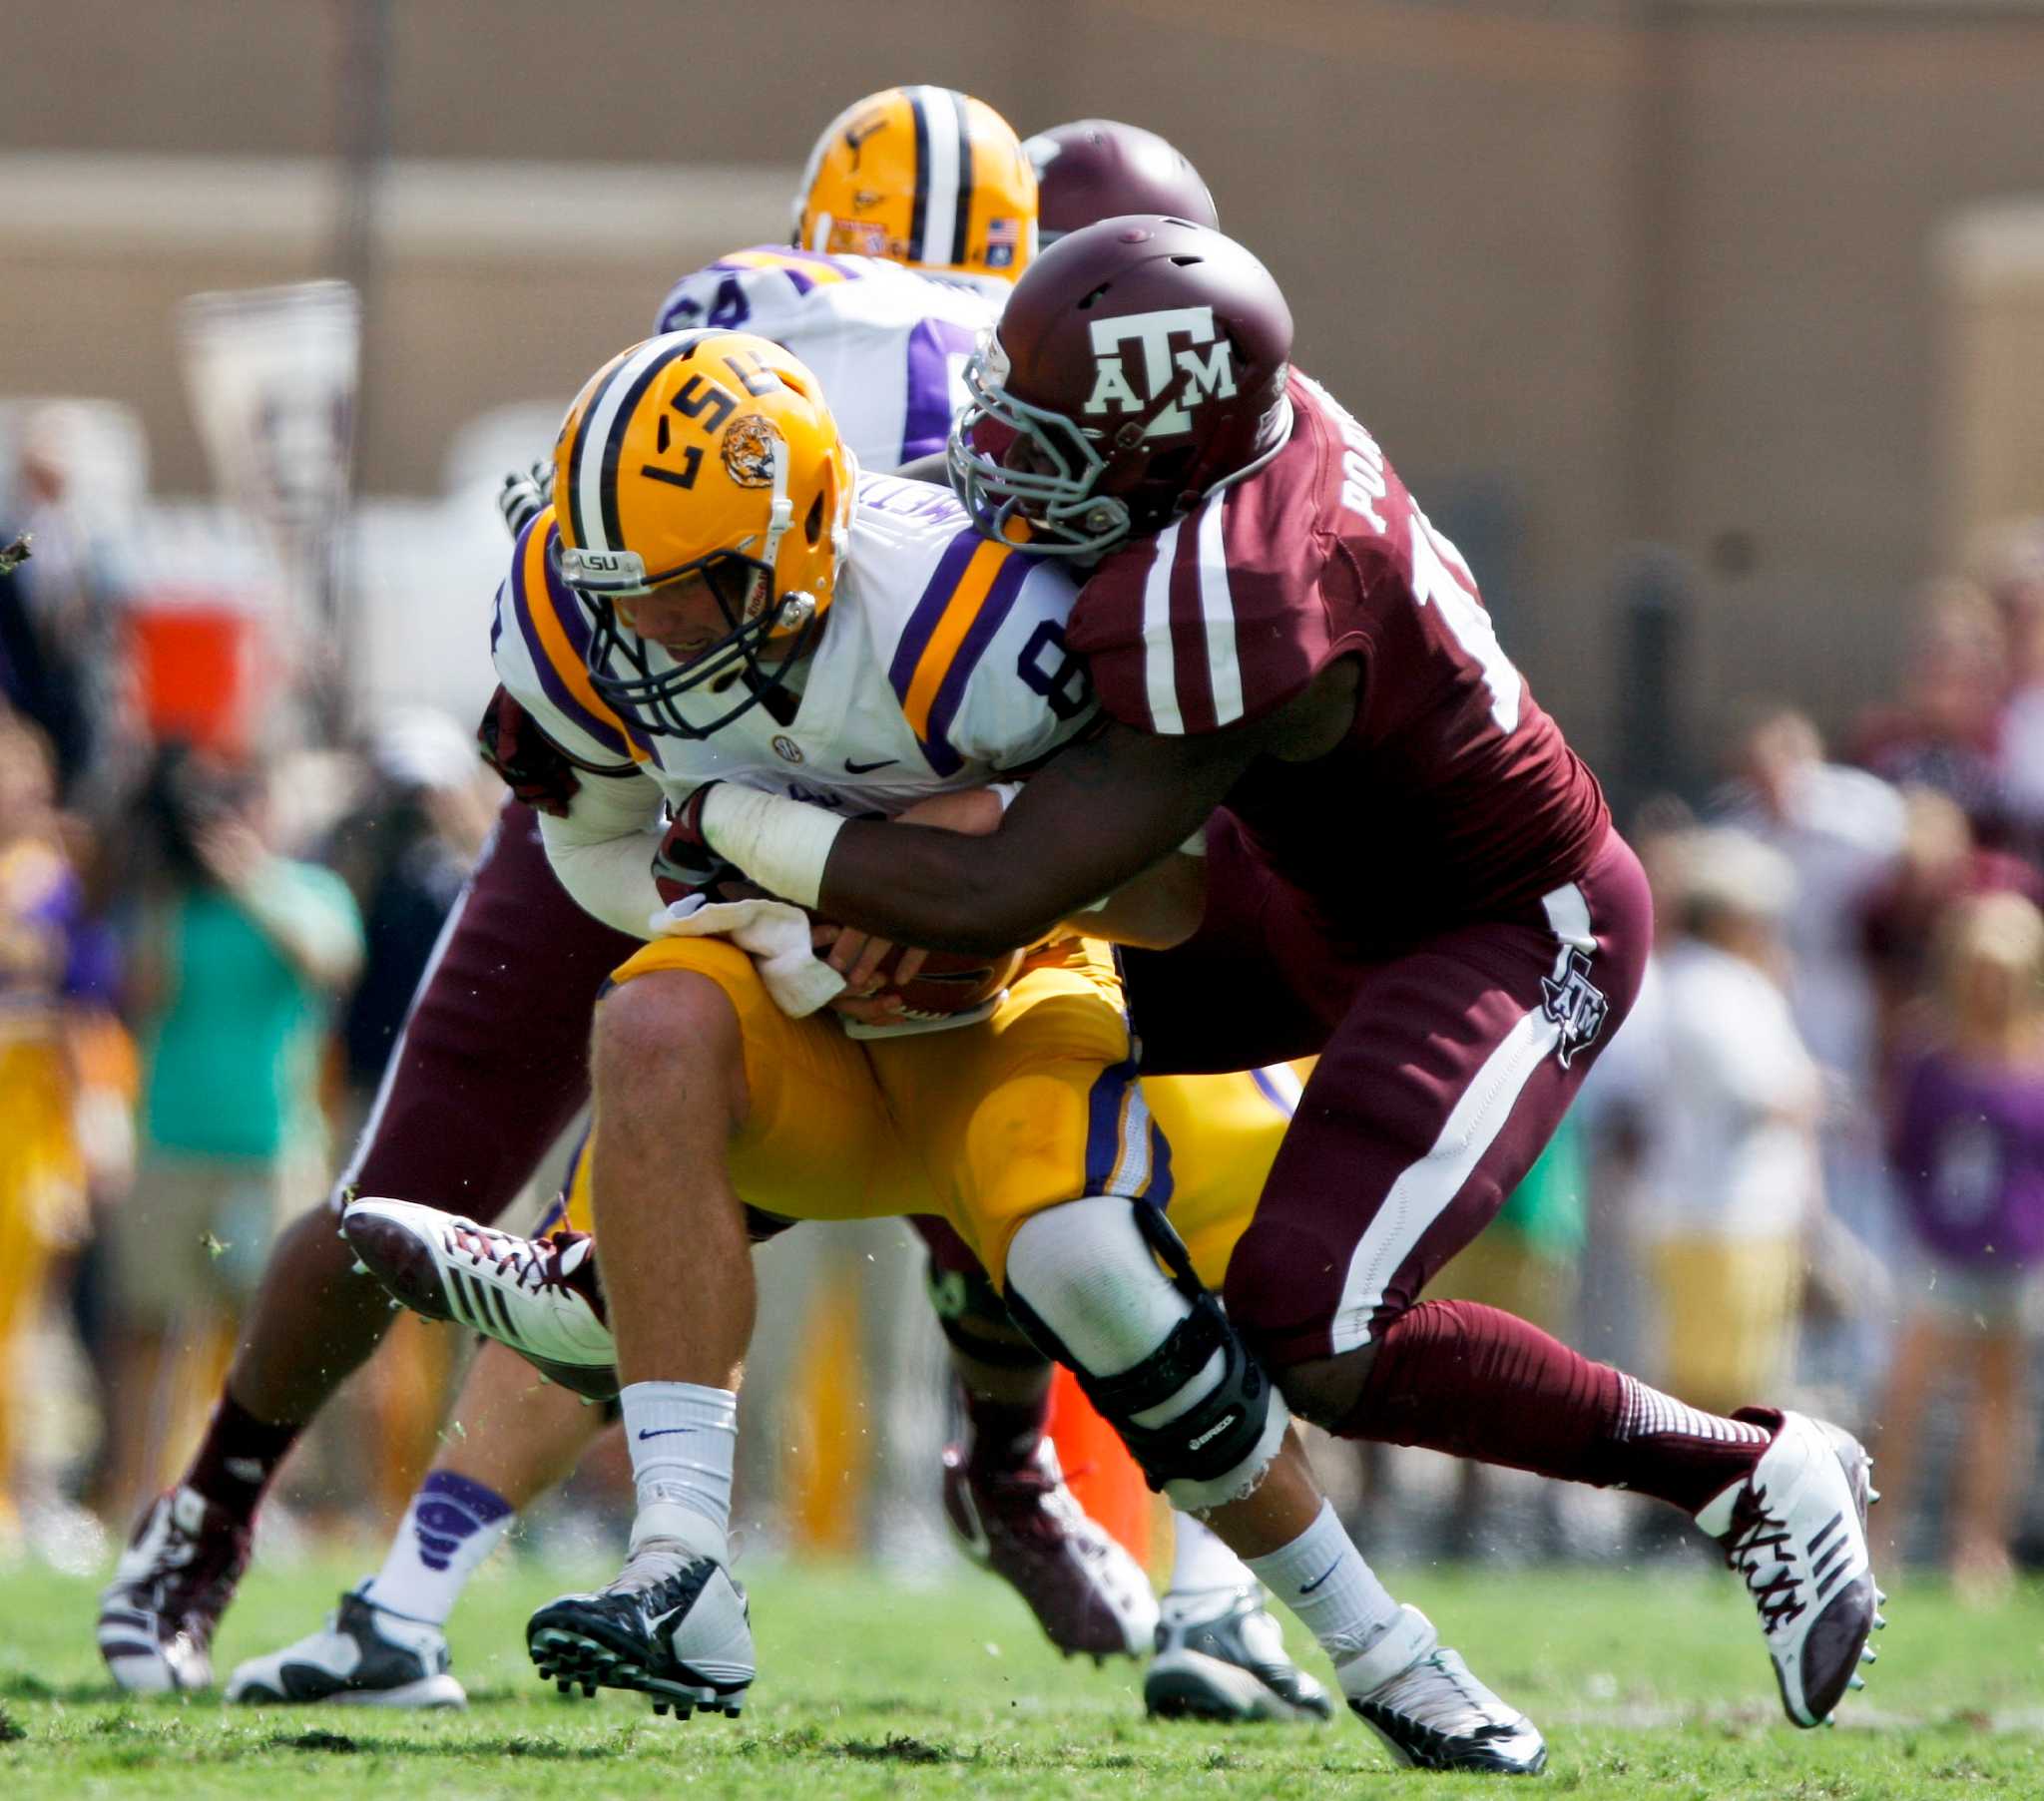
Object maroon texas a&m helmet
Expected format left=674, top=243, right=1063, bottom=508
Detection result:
left=1023, top=120, right=1219, bottom=244
left=949, top=217, right=1292, bottom=557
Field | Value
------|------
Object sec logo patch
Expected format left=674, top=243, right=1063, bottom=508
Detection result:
left=771, top=735, right=804, bottom=764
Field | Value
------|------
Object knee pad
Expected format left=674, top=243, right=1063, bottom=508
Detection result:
left=925, top=1257, right=1048, bottom=1372
left=1004, top=1197, right=1288, bottom=1512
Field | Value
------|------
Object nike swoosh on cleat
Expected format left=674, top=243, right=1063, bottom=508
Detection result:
left=843, top=757, right=898, bottom=774
left=637, top=1428, right=700, bottom=1441
left=1299, top=1559, right=1343, bottom=1595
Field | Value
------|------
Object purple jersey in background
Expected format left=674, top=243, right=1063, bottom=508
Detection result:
left=1887, top=1046, right=2044, bottom=1267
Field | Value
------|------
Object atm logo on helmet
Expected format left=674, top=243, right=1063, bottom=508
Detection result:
left=1083, top=306, right=1237, bottom=438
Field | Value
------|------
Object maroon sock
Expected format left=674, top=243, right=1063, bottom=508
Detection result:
left=182, top=1392, right=304, bottom=1525
left=1333, top=1299, right=1770, bottom=1515
left=963, top=1386, right=1052, bottom=1478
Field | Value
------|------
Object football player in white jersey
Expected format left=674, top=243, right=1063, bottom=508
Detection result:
left=219, top=100, right=1337, bottom=1729
left=334, top=331, right=1544, bottom=1771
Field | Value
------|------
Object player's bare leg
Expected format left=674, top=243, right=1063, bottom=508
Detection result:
left=232, top=1204, right=404, bottom=1422
left=228, top=1340, right=609, bottom=1706
left=525, top=970, right=757, bottom=1719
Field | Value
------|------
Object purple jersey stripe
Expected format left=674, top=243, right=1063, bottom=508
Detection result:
left=900, top=316, right=978, bottom=463
left=510, top=528, right=634, bottom=762
left=1081, top=1053, right=1172, bottom=1207
left=539, top=529, right=654, bottom=759
left=1146, top=1120, right=1176, bottom=1209
left=1251, top=1066, right=1299, bottom=1118
left=887, top=527, right=983, bottom=704
left=1083, top=1055, right=1140, bottom=1197
left=918, top=548, right=1035, bottom=770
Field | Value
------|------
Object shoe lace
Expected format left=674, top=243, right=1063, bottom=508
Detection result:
left=613, top=1540, right=697, bottom=1594
left=448, top=1222, right=587, bottom=1297
left=1724, top=1485, right=1806, bottom=1633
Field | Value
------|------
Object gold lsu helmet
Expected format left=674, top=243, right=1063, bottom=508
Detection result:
left=553, top=329, right=856, bottom=739
left=792, top=86, right=1038, bottom=286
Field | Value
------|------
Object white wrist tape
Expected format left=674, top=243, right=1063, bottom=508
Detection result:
left=986, top=781, right=1024, bottom=813
left=699, top=784, right=844, bottom=910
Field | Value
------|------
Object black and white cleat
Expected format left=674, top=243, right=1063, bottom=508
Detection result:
left=526, top=1542, right=752, bottom=1720
left=227, top=1588, right=464, bottom=1707
left=343, top=1197, right=618, bottom=1400
left=1337, top=1605, right=1546, bottom=1775
left=1145, top=1584, right=1333, bottom=1724
left=1697, top=1410, right=1879, bottom=1728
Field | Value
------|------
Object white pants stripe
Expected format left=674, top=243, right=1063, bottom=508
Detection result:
left=1327, top=878, right=1590, bottom=1355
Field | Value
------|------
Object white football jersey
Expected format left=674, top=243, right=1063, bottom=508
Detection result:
left=490, top=473, right=1096, bottom=823
left=653, top=247, right=998, bottom=470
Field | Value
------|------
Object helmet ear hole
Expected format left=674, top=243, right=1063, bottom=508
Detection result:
left=804, top=491, right=825, bottom=546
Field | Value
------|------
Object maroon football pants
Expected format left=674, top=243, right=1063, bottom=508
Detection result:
left=1126, top=815, right=1652, bottom=1367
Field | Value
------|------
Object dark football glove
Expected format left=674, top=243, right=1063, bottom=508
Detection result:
left=476, top=682, right=581, bottom=817
left=498, top=460, right=554, bottom=540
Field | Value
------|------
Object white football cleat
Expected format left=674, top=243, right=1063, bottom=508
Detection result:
left=1337, top=1605, right=1546, bottom=1775
left=97, top=1487, right=250, bottom=1693
left=227, top=1588, right=465, bottom=1707
left=1145, top=1584, right=1333, bottom=1723
left=341, top=1198, right=618, bottom=1399
left=1696, top=1410, right=1877, bottom=1728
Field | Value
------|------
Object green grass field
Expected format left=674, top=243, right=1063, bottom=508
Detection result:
left=3, top=1556, right=2040, bottom=1798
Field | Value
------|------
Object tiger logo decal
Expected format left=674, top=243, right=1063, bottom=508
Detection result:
left=722, top=414, right=782, bottom=489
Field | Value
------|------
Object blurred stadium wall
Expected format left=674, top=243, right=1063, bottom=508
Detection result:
left=4, top=0, right=2044, bottom=767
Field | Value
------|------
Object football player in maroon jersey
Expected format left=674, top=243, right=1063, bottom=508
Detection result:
left=685, top=218, right=1885, bottom=1737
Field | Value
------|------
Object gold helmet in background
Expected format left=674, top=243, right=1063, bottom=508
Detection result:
left=792, top=86, right=1038, bottom=287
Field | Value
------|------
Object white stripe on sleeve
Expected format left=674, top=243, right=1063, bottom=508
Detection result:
left=1193, top=493, right=1244, bottom=727
left=1142, top=519, right=1186, bottom=733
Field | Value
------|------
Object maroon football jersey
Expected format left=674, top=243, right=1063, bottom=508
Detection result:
left=1066, top=370, right=1608, bottom=948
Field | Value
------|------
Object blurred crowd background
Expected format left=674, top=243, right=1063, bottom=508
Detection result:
left=4, top=0, right=2044, bottom=1600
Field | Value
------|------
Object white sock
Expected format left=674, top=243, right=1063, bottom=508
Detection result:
left=622, top=1380, right=739, bottom=1564
left=1169, top=1512, right=1255, bottom=1596
left=1243, top=1500, right=1399, bottom=1661
left=362, top=1470, right=515, bottom=1627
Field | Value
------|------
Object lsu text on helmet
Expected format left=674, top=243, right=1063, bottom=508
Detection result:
left=1023, top=120, right=1219, bottom=246
left=553, top=330, right=856, bottom=738
left=948, top=217, right=1292, bottom=558
left=793, top=86, right=1038, bottom=289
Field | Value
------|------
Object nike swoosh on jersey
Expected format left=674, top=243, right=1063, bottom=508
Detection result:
left=843, top=756, right=900, bottom=773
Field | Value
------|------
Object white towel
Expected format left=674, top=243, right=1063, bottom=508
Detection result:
left=647, top=895, right=846, bottom=1018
